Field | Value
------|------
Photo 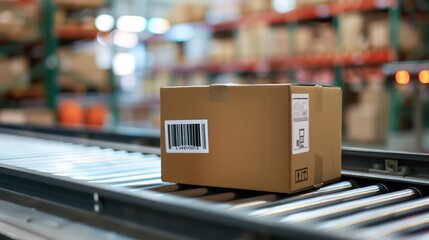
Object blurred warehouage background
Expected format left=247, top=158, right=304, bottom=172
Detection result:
left=0, top=0, right=428, bottom=152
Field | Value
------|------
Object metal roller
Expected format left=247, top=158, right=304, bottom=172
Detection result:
left=281, top=188, right=420, bottom=224
left=23, top=153, right=158, bottom=174
left=401, top=231, right=429, bottom=240
left=229, top=194, right=279, bottom=209
left=0, top=150, right=112, bottom=164
left=228, top=181, right=355, bottom=210
left=88, top=172, right=161, bottom=184
left=170, top=188, right=209, bottom=198
left=132, top=183, right=180, bottom=192
left=113, top=179, right=163, bottom=188
left=0, top=148, right=102, bottom=159
left=199, top=192, right=237, bottom=202
left=317, top=195, right=429, bottom=232
left=353, top=212, right=429, bottom=239
left=249, top=184, right=387, bottom=217
left=0, top=151, right=119, bottom=168
left=72, top=168, right=160, bottom=181
left=53, top=159, right=160, bottom=177
left=249, top=181, right=356, bottom=210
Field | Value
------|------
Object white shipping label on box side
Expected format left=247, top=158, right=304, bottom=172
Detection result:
left=291, top=94, right=309, bottom=154
left=165, top=119, right=209, bottom=153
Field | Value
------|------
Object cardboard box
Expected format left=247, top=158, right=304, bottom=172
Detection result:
left=161, top=84, right=342, bottom=193
left=346, top=84, right=390, bottom=145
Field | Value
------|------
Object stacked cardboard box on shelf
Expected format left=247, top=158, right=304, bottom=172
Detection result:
left=148, top=42, right=182, bottom=66
left=0, top=57, right=28, bottom=86
left=346, top=80, right=390, bottom=144
left=208, top=39, right=235, bottom=63
left=340, top=12, right=391, bottom=51
left=55, top=7, right=96, bottom=30
left=167, top=3, right=208, bottom=24
left=339, top=13, right=366, bottom=52
left=399, top=20, right=423, bottom=54
left=241, top=0, right=272, bottom=14
left=58, top=47, right=108, bottom=92
left=0, top=108, right=54, bottom=126
left=54, top=0, right=105, bottom=8
left=236, top=23, right=285, bottom=59
left=297, top=0, right=334, bottom=7
left=0, top=2, right=40, bottom=41
left=296, top=23, right=336, bottom=54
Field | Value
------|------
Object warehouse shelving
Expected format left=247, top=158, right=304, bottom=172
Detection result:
left=152, top=49, right=395, bottom=75
left=213, top=0, right=395, bottom=31
left=146, top=0, right=395, bottom=42
left=0, top=0, right=118, bottom=128
left=0, top=0, right=56, bottom=111
left=146, top=0, right=398, bottom=78
left=140, top=0, right=428, bottom=144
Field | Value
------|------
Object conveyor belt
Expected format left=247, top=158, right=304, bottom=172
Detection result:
left=0, top=132, right=429, bottom=240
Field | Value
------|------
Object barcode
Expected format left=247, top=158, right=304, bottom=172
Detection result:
left=164, top=120, right=209, bottom=153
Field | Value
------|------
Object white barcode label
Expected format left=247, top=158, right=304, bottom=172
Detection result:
left=292, top=94, right=309, bottom=154
left=164, top=120, right=209, bottom=153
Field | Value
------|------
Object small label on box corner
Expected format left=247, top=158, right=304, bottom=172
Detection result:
left=165, top=119, right=209, bottom=153
left=292, top=94, right=309, bottom=154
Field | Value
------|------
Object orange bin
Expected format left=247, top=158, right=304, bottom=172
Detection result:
left=85, top=104, right=107, bottom=129
left=58, top=100, right=84, bottom=128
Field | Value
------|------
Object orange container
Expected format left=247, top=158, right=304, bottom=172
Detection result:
left=58, top=100, right=83, bottom=128
left=85, top=104, right=107, bottom=129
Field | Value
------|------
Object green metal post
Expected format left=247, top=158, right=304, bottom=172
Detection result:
left=389, top=0, right=400, bottom=133
left=389, top=0, right=400, bottom=56
left=333, top=15, right=343, bottom=88
left=42, top=0, right=58, bottom=119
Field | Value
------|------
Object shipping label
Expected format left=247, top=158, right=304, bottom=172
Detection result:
left=165, top=119, right=209, bottom=153
left=291, top=94, right=309, bottom=154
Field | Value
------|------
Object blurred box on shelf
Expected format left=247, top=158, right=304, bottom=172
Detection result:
left=161, top=84, right=342, bottom=193
left=399, top=20, right=423, bottom=54
left=236, top=24, right=272, bottom=59
left=295, top=23, right=336, bottom=55
left=0, top=108, right=54, bottom=126
left=0, top=57, right=28, bottom=84
left=313, top=24, right=337, bottom=54
left=339, top=13, right=366, bottom=52
left=206, top=0, right=241, bottom=24
left=148, top=42, right=182, bottom=66
left=58, top=47, right=108, bottom=92
left=55, top=8, right=67, bottom=27
left=25, top=108, right=55, bottom=126
left=346, top=82, right=390, bottom=144
left=209, top=39, right=235, bottom=63
left=167, top=3, right=208, bottom=24
left=297, top=0, right=334, bottom=7
left=367, top=17, right=390, bottom=50
left=120, top=105, right=160, bottom=129
left=0, top=109, right=26, bottom=125
left=266, top=27, right=289, bottom=58
left=0, top=2, right=40, bottom=41
left=241, top=0, right=271, bottom=14
left=54, top=0, right=105, bottom=9
left=295, top=25, right=314, bottom=54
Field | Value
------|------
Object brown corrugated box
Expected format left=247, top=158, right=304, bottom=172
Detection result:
left=161, top=84, right=342, bottom=193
